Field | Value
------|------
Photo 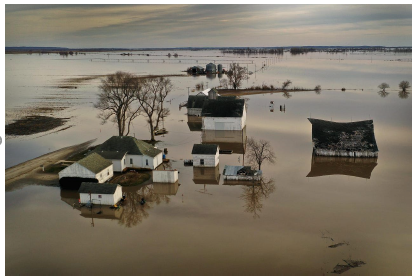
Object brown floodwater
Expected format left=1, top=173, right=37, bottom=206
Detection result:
left=5, top=50, right=412, bottom=275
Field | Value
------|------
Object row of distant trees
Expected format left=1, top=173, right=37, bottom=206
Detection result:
left=95, top=72, right=172, bottom=141
left=378, top=81, right=410, bottom=93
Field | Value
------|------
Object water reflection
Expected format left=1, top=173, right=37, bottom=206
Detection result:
left=192, top=165, right=220, bottom=185
left=201, top=127, right=247, bottom=154
left=239, top=177, right=275, bottom=219
left=378, top=90, right=390, bottom=98
left=282, top=91, right=292, bottom=99
left=398, top=90, right=410, bottom=99
left=187, top=115, right=202, bottom=131
left=306, top=155, right=378, bottom=179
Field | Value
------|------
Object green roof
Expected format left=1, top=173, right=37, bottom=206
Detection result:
left=192, top=144, right=218, bottom=155
left=308, top=118, right=379, bottom=152
left=95, top=150, right=127, bottom=160
left=96, top=136, right=162, bottom=157
left=187, top=95, right=208, bottom=108
left=79, top=182, right=120, bottom=194
left=201, top=98, right=245, bottom=117
left=77, top=153, right=113, bottom=174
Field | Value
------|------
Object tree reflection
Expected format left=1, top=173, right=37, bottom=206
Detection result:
left=282, top=91, right=292, bottom=99
left=398, top=90, right=410, bottom=99
left=119, top=184, right=171, bottom=228
left=240, top=177, right=275, bottom=219
left=378, top=90, right=389, bottom=98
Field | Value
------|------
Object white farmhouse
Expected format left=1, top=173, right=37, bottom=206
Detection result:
left=94, top=136, right=163, bottom=172
left=78, top=182, right=122, bottom=205
left=192, top=144, right=219, bottom=167
left=202, top=98, right=246, bottom=130
left=59, top=153, right=113, bottom=186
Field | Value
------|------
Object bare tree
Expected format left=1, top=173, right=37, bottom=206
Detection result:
left=246, top=137, right=276, bottom=170
left=378, top=82, right=390, bottom=92
left=240, top=177, right=275, bottom=219
left=219, top=78, right=228, bottom=89
left=281, top=79, right=292, bottom=90
left=226, top=63, right=248, bottom=90
left=136, top=77, right=172, bottom=141
left=95, top=71, right=142, bottom=136
left=314, top=85, right=321, bottom=94
left=399, top=81, right=410, bottom=92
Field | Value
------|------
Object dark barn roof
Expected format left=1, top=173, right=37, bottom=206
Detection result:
left=95, top=150, right=127, bottom=160
left=308, top=118, right=378, bottom=152
left=192, top=144, right=218, bottom=155
left=77, top=153, right=112, bottom=174
left=201, top=98, right=245, bottom=118
left=79, top=182, right=120, bottom=194
left=95, top=136, right=162, bottom=157
left=187, top=95, right=208, bottom=109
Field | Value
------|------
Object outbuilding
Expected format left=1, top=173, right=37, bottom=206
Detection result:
left=59, top=153, right=113, bottom=187
left=152, top=170, right=179, bottom=183
left=78, top=182, right=122, bottom=205
left=202, top=98, right=246, bottom=130
left=223, top=165, right=262, bottom=181
left=308, top=118, right=379, bottom=157
left=94, top=136, right=163, bottom=171
left=192, top=144, right=219, bottom=167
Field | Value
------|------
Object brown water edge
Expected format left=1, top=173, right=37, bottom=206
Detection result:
left=5, top=139, right=96, bottom=190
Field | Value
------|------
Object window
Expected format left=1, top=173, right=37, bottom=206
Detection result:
left=124, top=158, right=125, bottom=164
left=98, top=195, right=102, bottom=198
left=107, top=170, right=109, bottom=176
left=130, top=158, right=133, bottom=164
left=200, top=159, right=204, bottom=165
left=146, top=159, right=149, bottom=166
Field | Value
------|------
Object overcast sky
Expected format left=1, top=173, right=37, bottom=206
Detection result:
left=5, top=4, right=412, bottom=48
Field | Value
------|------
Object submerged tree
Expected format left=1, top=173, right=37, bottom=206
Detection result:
left=95, top=71, right=142, bottom=136
left=136, top=77, right=173, bottom=141
left=378, top=82, right=390, bottom=92
left=314, top=85, right=322, bottom=94
left=281, top=79, right=292, bottom=90
left=226, top=63, right=248, bottom=90
left=399, top=80, right=410, bottom=92
left=246, top=137, right=276, bottom=170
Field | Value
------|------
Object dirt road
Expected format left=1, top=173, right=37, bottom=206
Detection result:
left=5, top=139, right=96, bottom=190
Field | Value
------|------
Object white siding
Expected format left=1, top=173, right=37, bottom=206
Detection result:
left=111, top=154, right=126, bottom=172
left=95, top=165, right=113, bottom=183
left=153, top=170, right=178, bottom=183
left=202, top=104, right=246, bottom=130
left=59, top=163, right=96, bottom=180
left=79, top=186, right=122, bottom=205
left=188, top=108, right=203, bottom=116
left=193, top=148, right=219, bottom=167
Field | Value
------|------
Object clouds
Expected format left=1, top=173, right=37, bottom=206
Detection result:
left=5, top=4, right=412, bottom=48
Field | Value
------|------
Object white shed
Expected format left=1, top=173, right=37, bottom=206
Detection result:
left=152, top=170, right=178, bottom=183
left=202, top=98, right=246, bottom=130
left=78, top=182, right=122, bottom=205
left=192, top=144, right=219, bottom=167
left=59, top=153, right=113, bottom=186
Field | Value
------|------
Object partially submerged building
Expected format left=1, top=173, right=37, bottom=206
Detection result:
left=223, top=165, right=262, bottom=181
left=308, top=118, right=379, bottom=157
left=78, top=182, right=122, bottom=205
left=306, top=156, right=378, bottom=179
left=202, top=98, right=246, bottom=130
left=59, top=153, right=113, bottom=187
left=94, top=136, right=163, bottom=171
left=187, top=88, right=220, bottom=116
left=192, top=144, right=219, bottom=167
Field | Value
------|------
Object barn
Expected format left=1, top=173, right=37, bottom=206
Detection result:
left=192, top=144, right=219, bottom=167
left=202, top=98, right=246, bottom=130
left=59, top=153, right=113, bottom=187
left=308, top=118, right=379, bottom=157
left=78, top=182, right=122, bottom=205
left=187, top=95, right=208, bottom=116
left=94, top=136, right=163, bottom=171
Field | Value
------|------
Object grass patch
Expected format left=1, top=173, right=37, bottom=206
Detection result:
left=110, top=171, right=151, bottom=186
left=44, top=164, right=67, bottom=174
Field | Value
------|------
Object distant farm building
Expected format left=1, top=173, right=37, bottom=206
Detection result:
left=59, top=153, right=113, bottom=187
left=78, top=182, right=122, bottom=205
left=94, top=136, right=163, bottom=171
left=202, top=98, right=246, bottom=130
left=223, top=165, right=262, bottom=181
left=206, top=63, right=217, bottom=73
left=192, top=144, right=219, bottom=167
left=188, top=65, right=205, bottom=75
left=308, top=118, right=379, bottom=157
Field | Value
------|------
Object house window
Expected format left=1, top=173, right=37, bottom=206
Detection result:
left=200, top=159, right=204, bottom=165
left=107, top=170, right=109, bottom=176
left=98, top=195, right=102, bottom=198
left=146, top=159, right=149, bottom=166
left=124, top=158, right=125, bottom=164
left=130, top=158, right=133, bottom=164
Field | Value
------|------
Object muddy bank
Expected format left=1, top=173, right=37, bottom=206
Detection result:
left=6, top=115, right=70, bottom=136
left=218, top=88, right=315, bottom=96
left=5, top=139, right=96, bottom=190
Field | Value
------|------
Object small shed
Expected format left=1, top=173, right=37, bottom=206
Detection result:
left=78, top=182, right=122, bottom=205
left=202, top=98, right=246, bottom=130
left=152, top=170, right=178, bottom=183
left=308, top=118, right=379, bottom=157
left=192, top=144, right=219, bottom=167
left=223, top=165, right=262, bottom=181
left=59, top=153, right=113, bottom=187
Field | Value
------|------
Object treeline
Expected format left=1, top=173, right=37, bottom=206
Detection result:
left=220, top=48, right=284, bottom=55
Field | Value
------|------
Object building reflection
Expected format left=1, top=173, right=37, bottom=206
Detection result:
left=306, top=155, right=378, bottom=179
left=192, top=165, right=220, bottom=185
left=201, top=126, right=247, bottom=155
left=187, top=115, right=203, bottom=132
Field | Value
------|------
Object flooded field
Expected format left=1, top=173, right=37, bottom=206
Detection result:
left=5, top=50, right=412, bottom=275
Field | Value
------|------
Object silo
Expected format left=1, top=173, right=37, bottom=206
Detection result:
left=206, top=63, right=217, bottom=73
left=218, top=64, right=223, bottom=73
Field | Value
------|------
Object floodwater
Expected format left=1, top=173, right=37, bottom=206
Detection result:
left=5, top=50, right=412, bottom=275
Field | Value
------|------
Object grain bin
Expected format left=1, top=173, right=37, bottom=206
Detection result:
left=218, top=64, right=223, bottom=73
left=206, top=63, right=216, bottom=73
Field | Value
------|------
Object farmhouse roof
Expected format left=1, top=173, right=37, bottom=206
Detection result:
left=187, top=95, right=208, bottom=108
left=78, top=182, right=120, bottom=194
left=95, top=150, right=127, bottom=160
left=77, top=153, right=112, bottom=174
left=308, top=118, right=379, bottom=153
left=96, top=136, right=162, bottom=158
left=192, top=144, right=218, bottom=155
left=201, top=98, right=245, bottom=118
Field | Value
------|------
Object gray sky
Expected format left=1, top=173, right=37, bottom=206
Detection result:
left=5, top=4, right=412, bottom=48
